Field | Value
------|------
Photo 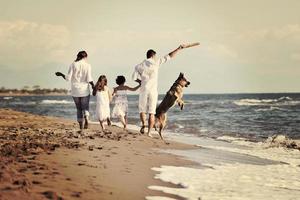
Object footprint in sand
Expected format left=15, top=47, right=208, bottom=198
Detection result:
left=77, top=163, right=85, bottom=166
left=32, top=180, right=42, bottom=185
left=71, top=191, right=82, bottom=198
left=13, top=179, right=31, bottom=187
left=33, top=171, right=41, bottom=175
left=51, top=171, right=60, bottom=175
left=18, top=167, right=27, bottom=173
left=41, top=191, right=63, bottom=200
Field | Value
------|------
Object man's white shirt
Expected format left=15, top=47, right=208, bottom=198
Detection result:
left=132, top=55, right=171, bottom=93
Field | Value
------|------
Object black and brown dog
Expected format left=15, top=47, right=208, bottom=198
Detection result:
left=155, top=72, right=190, bottom=143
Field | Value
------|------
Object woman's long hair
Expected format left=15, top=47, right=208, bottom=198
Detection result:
left=95, top=75, right=107, bottom=91
left=75, top=51, right=88, bottom=62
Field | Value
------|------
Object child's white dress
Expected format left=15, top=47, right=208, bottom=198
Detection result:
left=112, top=90, right=128, bottom=118
left=96, top=86, right=110, bottom=121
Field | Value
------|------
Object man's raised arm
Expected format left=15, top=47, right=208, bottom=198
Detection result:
left=168, top=45, right=184, bottom=58
left=158, top=45, right=183, bottom=65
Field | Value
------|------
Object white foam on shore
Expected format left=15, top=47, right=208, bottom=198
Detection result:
left=149, top=163, right=300, bottom=200
left=215, top=135, right=300, bottom=166
left=41, top=100, right=73, bottom=104
left=147, top=134, right=300, bottom=200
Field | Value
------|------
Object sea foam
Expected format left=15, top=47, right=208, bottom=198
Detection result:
left=147, top=134, right=300, bottom=200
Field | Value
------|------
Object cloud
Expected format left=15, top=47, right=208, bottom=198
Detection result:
left=204, top=24, right=300, bottom=65
left=78, top=29, right=195, bottom=50
left=0, top=20, right=70, bottom=70
left=237, top=24, right=300, bottom=42
left=75, top=28, right=196, bottom=66
left=290, top=52, right=300, bottom=61
left=207, top=43, right=238, bottom=59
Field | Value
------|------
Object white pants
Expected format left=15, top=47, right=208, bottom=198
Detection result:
left=139, top=91, right=158, bottom=114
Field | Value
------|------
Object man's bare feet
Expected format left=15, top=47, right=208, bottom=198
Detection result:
left=147, top=133, right=153, bottom=138
left=103, top=129, right=112, bottom=134
left=140, top=126, right=145, bottom=134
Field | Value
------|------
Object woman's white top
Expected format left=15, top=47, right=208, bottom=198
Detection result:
left=65, top=59, right=93, bottom=97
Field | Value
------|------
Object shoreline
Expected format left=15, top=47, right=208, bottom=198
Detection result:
left=0, top=108, right=197, bottom=200
left=0, top=93, right=69, bottom=97
left=1, top=92, right=300, bottom=97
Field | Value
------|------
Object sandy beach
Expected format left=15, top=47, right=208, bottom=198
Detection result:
left=0, top=109, right=196, bottom=200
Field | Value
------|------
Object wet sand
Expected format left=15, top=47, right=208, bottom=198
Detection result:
left=0, top=109, right=196, bottom=200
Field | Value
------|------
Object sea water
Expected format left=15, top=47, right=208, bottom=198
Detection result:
left=1, top=94, right=300, bottom=199
left=1, top=93, right=300, bottom=140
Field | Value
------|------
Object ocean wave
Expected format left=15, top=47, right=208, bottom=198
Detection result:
left=255, top=106, right=288, bottom=112
left=3, top=97, right=13, bottom=100
left=41, top=100, right=73, bottom=104
left=217, top=134, right=300, bottom=151
left=11, top=101, right=37, bottom=105
left=265, top=135, right=300, bottom=150
left=233, top=96, right=300, bottom=106
left=205, top=135, right=300, bottom=167
left=166, top=123, right=185, bottom=130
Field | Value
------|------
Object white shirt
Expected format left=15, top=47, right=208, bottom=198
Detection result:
left=65, top=59, right=93, bottom=97
left=132, top=55, right=170, bottom=93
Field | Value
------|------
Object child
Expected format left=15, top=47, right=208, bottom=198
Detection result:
left=112, top=76, right=141, bottom=130
left=93, top=75, right=112, bottom=132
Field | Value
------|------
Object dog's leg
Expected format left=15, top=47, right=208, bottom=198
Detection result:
left=177, top=99, right=185, bottom=110
left=154, top=117, right=158, bottom=131
left=158, top=114, right=170, bottom=145
left=175, top=90, right=185, bottom=110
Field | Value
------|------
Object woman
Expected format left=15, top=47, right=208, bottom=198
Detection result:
left=56, top=51, right=94, bottom=131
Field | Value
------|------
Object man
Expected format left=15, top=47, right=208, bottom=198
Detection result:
left=132, top=45, right=185, bottom=137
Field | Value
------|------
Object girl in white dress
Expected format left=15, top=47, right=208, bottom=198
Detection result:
left=112, top=76, right=141, bottom=130
left=93, top=75, right=112, bottom=132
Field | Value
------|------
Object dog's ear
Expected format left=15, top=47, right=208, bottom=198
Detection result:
left=179, top=72, right=184, bottom=78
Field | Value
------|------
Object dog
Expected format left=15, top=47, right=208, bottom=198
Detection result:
left=155, top=72, right=190, bottom=143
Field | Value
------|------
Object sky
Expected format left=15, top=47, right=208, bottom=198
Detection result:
left=0, top=0, right=299, bottom=94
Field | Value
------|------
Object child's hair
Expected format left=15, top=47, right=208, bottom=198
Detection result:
left=95, top=75, right=107, bottom=91
left=116, top=76, right=126, bottom=85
